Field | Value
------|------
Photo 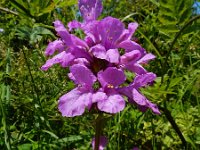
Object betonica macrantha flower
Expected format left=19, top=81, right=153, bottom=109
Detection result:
left=41, top=0, right=160, bottom=117
left=41, top=0, right=160, bottom=149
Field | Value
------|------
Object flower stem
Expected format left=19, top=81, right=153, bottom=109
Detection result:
left=95, top=113, right=103, bottom=150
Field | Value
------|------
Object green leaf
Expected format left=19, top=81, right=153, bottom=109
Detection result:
left=157, top=0, right=194, bottom=36
left=30, top=27, right=54, bottom=43
left=17, top=144, right=32, bottom=150
left=185, top=135, right=197, bottom=149
left=56, top=0, right=77, bottom=8
left=10, top=0, right=33, bottom=18
left=38, top=2, right=56, bottom=16
left=31, top=26, right=55, bottom=37
left=149, top=0, right=160, bottom=6
left=42, top=130, right=59, bottom=139
left=169, top=77, right=183, bottom=88
left=15, top=26, right=32, bottom=40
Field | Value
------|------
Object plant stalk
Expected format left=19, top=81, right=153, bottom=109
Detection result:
left=95, top=113, right=103, bottom=150
left=159, top=106, right=187, bottom=148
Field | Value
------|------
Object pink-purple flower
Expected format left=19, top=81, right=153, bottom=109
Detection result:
left=41, top=0, right=160, bottom=118
left=41, top=0, right=161, bottom=149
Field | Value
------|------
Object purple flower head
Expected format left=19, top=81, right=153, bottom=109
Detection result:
left=41, top=1, right=161, bottom=149
left=41, top=0, right=160, bottom=117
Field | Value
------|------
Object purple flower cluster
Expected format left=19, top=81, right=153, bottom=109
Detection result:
left=41, top=0, right=160, bottom=117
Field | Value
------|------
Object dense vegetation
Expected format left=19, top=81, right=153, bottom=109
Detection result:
left=0, top=0, right=200, bottom=149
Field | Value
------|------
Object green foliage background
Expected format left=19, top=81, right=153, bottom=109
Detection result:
left=0, top=0, right=200, bottom=149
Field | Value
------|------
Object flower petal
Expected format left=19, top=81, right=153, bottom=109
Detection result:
left=68, top=73, right=77, bottom=84
left=71, top=35, right=89, bottom=49
left=82, top=21, right=101, bottom=43
left=117, top=86, right=132, bottom=99
left=45, top=40, right=66, bottom=56
left=127, top=22, right=139, bottom=39
left=90, top=46, right=120, bottom=64
left=58, top=88, right=92, bottom=117
left=71, top=47, right=92, bottom=61
left=54, top=20, right=88, bottom=49
left=90, top=44, right=107, bottom=59
left=118, top=40, right=144, bottom=53
left=70, top=64, right=97, bottom=88
left=132, top=89, right=147, bottom=106
left=125, top=63, right=147, bottom=75
left=72, top=58, right=90, bottom=66
left=68, top=20, right=82, bottom=31
left=138, top=100, right=160, bottom=115
left=137, top=53, right=156, bottom=64
left=92, top=92, right=107, bottom=103
left=120, top=50, right=141, bottom=65
left=92, top=136, right=108, bottom=150
left=133, top=73, right=156, bottom=88
left=79, top=0, right=103, bottom=22
left=146, top=100, right=161, bottom=114
left=106, top=49, right=120, bottom=64
left=97, top=94, right=125, bottom=113
left=41, top=51, right=75, bottom=71
left=54, top=20, right=73, bottom=47
left=100, top=17, right=124, bottom=49
left=116, top=22, right=138, bottom=44
left=85, top=36, right=95, bottom=47
left=98, top=67, right=126, bottom=87
left=131, top=89, right=160, bottom=114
